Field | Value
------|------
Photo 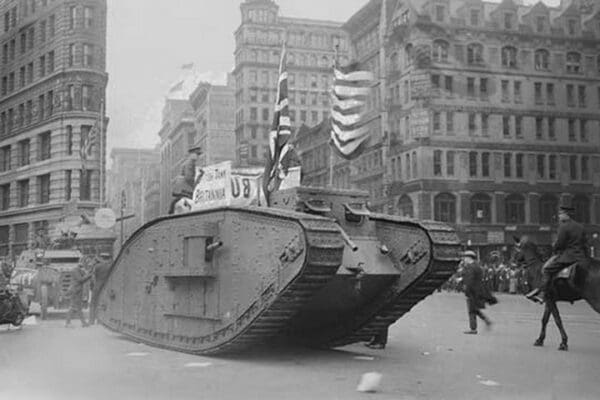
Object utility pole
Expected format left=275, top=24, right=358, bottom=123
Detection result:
left=120, top=189, right=126, bottom=247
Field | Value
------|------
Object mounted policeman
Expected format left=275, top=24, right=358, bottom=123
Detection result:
left=526, top=201, right=589, bottom=303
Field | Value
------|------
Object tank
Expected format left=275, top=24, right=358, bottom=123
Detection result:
left=97, top=187, right=460, bottom=354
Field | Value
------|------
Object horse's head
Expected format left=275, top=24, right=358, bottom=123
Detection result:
left=512, top=236, right=542, bottom=267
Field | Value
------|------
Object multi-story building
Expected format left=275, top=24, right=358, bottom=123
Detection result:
left=108, top=147, right=160, bottom=244
left=0, top=0, right=108, bottom=257
left=233, top=0, right=350, bottom=167
left=297, top=0, right=600, bottom=258
left=189, top=77, right=236, bottom=168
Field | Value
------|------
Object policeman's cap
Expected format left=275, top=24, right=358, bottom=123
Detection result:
left=462, top=250, right=477, bottom=259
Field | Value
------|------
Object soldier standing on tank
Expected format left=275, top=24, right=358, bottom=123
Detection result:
left=65, top=263, right=92, bottom=328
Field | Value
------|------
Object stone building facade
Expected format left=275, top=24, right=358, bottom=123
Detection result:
left=233, top=0, right=350, bottom=167
left=189, top=78, right=236, bottom=168
left=296, top=0, right=600, bottom=256
left=0, top=0, right=107, bottom=257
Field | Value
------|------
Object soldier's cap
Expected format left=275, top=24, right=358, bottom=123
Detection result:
left=558, top=205, right=575, bottom=213
left=462, top=250, right=477, bottom=259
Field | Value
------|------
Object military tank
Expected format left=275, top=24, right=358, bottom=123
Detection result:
left=97, top=186, right=460, bottom=354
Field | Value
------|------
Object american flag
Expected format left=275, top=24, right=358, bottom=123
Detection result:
left=262, top=42, right=293, bottom=205
left=80, top=118, right=100, bottom=164
left=329, top=63, right=375, bottom=160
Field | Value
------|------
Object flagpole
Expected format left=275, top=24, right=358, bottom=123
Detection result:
left=99, top=97, right=105, bottom=205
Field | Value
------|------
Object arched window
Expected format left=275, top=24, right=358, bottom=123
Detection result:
left=432, top=40, right=449, bottom=63
left=539, top=194, right=558, bottom=224
left=505, top=194, right=525, bottom=224
left=320, top=55, right=328, bottom=67
left=467, top=43, right=484, bottom=65
left=534, top=49, right=550, bottom=70
left=398, top=195, right=414, bottom=218
left=470, top=193, right=491, bottom=223
left=501, top=46, right=518, bottom=68
left=434, top=193, right=456, bottom=223
left=566, top=52, right=582, bottom=73
left=404, top=44, right=413, bottom=68
left=573, top=194, right=590, bottom=223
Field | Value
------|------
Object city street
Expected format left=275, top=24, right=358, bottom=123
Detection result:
left=1, top=292, right=599, bottom=400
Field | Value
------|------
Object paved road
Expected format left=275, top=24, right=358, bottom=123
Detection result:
left=1, top=292, right=599, bottom=400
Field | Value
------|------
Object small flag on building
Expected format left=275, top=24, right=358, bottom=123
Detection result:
left=80, top=117, right=101, bottom=177
left=262, top=42, right=293, bottom=205
left=329, top=62, right=375, bottom=160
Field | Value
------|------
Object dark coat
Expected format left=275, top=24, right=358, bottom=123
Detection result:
left=463, top=261, right=496, bottom=310
left=553, top=219, right=588, bottom=264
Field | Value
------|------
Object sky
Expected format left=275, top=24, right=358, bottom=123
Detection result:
left=105, top=0, right=561, bottom=153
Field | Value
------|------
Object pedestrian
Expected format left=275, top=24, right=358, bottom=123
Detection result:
left=89, top=253, right=112, bottom=325
left=462, top=250, right=497, bottom=334
left=65, top=262, right=92, bottom=328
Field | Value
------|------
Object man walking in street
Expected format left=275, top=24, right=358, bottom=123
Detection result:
left=462, top=250, right=496, bottom=334
left=65, top=262, right=92, bottom=328
left=89, top=253, right=112, bottom=325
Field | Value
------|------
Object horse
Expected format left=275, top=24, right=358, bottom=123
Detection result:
left=512, top=236, right=600, bottom=351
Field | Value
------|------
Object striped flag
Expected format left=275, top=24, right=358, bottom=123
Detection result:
left=329, top=63, right=375, bottom=160
left=262, top=42, right=292, bottom=205
left=80, top=119, right=100, bottom=161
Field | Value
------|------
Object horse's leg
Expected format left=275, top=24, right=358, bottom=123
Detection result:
left=534, top=303, right=551, bottom=346
left=548, top=301, right=568, bottom=351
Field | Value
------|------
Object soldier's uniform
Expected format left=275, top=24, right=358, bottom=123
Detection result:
left=527, top=205, right=588, bottom=302
left=89, top=253, right=112, bottom=325
left=462, top=251, right=494, bottom=334
left=65, top=264, right=92, bottom=327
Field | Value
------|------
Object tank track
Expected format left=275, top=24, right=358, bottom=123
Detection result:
left=326, top=216, right=461, bottom=348
left=100, top=210, right=345, bottom=356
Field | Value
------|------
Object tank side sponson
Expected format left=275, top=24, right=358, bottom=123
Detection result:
left=97, top=207, right=344, bottom=355
left=326, top=215, right=461, bottom=347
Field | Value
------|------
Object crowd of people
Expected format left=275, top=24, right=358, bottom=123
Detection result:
left=442, top=259, right=532, bottom=295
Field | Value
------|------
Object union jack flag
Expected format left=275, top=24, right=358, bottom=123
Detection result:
left=262, top=42, right=293, bottom=205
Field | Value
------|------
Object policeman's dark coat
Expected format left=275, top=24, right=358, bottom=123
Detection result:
left=463, top=261, right=495, bottom=310
left=553, top=219, right=588, bottom=264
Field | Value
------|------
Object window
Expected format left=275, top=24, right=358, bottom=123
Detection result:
left=433, top=150, right=442, bottom=176
left=514, top=81, right=522, bottom=103
left=84, top=7, right=94, bottom=28
left=536, top=117, right=543, bottom=140
left=40, top=20, right=46, bottom=42
left=535, top=49, right=549, bottom=70
left=20, top=33, right=26, bottom=54
left=534, top=82, right=542, bottom=104
left=469, top=152, right=478, bottom=177
left=432, top=40, right=448, bottom=62
left=501, top=46, right=517, bottom=68
left=0, top=146, right=11, bottom=172
left=481, top=152, right=490, bottom=177
left=0, top=184, right=9, bottom=210
left=501, top=80, right=509, bottom=102
left=66, top=125, right=73, bottom=155
left=262, top=108, right=269, bottom=121
left=566, top=84, right=576, bottom=107
left=568, top=119, right=576, bottom=141
left=28, top=27, right=34, bottom=50
left=549, top=155, right=557, bottom=180
left=431, top=74, right=440, bottom=89
left=569, top=155, right=578, bottom=180
left=467, top=43, right=483, bottom=65
left=539, top=195, right=557, bottom=224
left=480, top=78, right=488, bottom=98
left=398, top=195, right=413, bottom=218
left=446, top=151, right=454, bottom=176
left=581, top=156, right=589, bottom=181
left=18, top=179, right=29, bottom=207
left=536, top=16, right=546, bottom=34
left=433, top=111, right=441, bottom=133
left=573, top=195, right=590, bottom=223
left=19, top=139, right=30, bottom=166
left=566, top=52, right=582, bottom=73
left=444, top=76, right=453, bottom=93
left=48, top=50, right=55, bottom=73
left=39, top=131, right=51, bottom=161
left=80, top=170, right=91, bottom=201
left=83, top=44, right=94, bottom=67
left=567, top=19, right=578, bottom=36
left=434, top=193, right=456, bottom=223
left=49, top=14, right=55, bottom=37
left=19, top=66, right=25, bottom=88
left=481, top=114, right=489, bottom=136
left=67, top=85, right=75, bottom=110
left=412, top=151, right=418, bottom=178
left=546, top=83, right=554, bottom=105
left=504, top=153, right=512, bottom=177
left=82, top=85, right=92, bottom=110
left=38, top=175, right=50, bottom=204
left=504, top=12, right=514, bottom=30
left=446, top=111, right=454, bottom=134
left=505, top=194, right=525, bottom=224
left=515, top=116, right=522, bottom=138
left=470, top=9, right=480, bottom=26
left=580, top=120, right=588, bottom=142
left=467, top=77, right=475, bottom=97
left=435, top=5, right=445, bottom=22
left=69, top=6, right=77, bottom=29
left=468, top=113, right=476, bottom=136
left=405, top=153, right=411, bottom=180
left=516, top=154, right=524, bottom=178
left=250, top=107, right=257, bottom=121
left=503, top=115, right=510, bottom=137
left=69, top=44, right=76, bottom=66
left=25, top=100, right=32, bottom=124
left=578, top=85, right=586, bottom=107
left=471, top=193, right=491, bottom=223
left=65, top=171, right=72, bottom=201
left=548, top=117, right=555, bottom=140
left=537, top=155, right=545, bottom=179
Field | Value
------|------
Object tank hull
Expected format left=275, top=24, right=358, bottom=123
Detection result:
left=98, top=187, right=461, bottom=355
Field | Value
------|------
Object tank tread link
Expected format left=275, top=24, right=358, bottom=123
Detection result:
left=98, top=207, right=346, bottom=355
